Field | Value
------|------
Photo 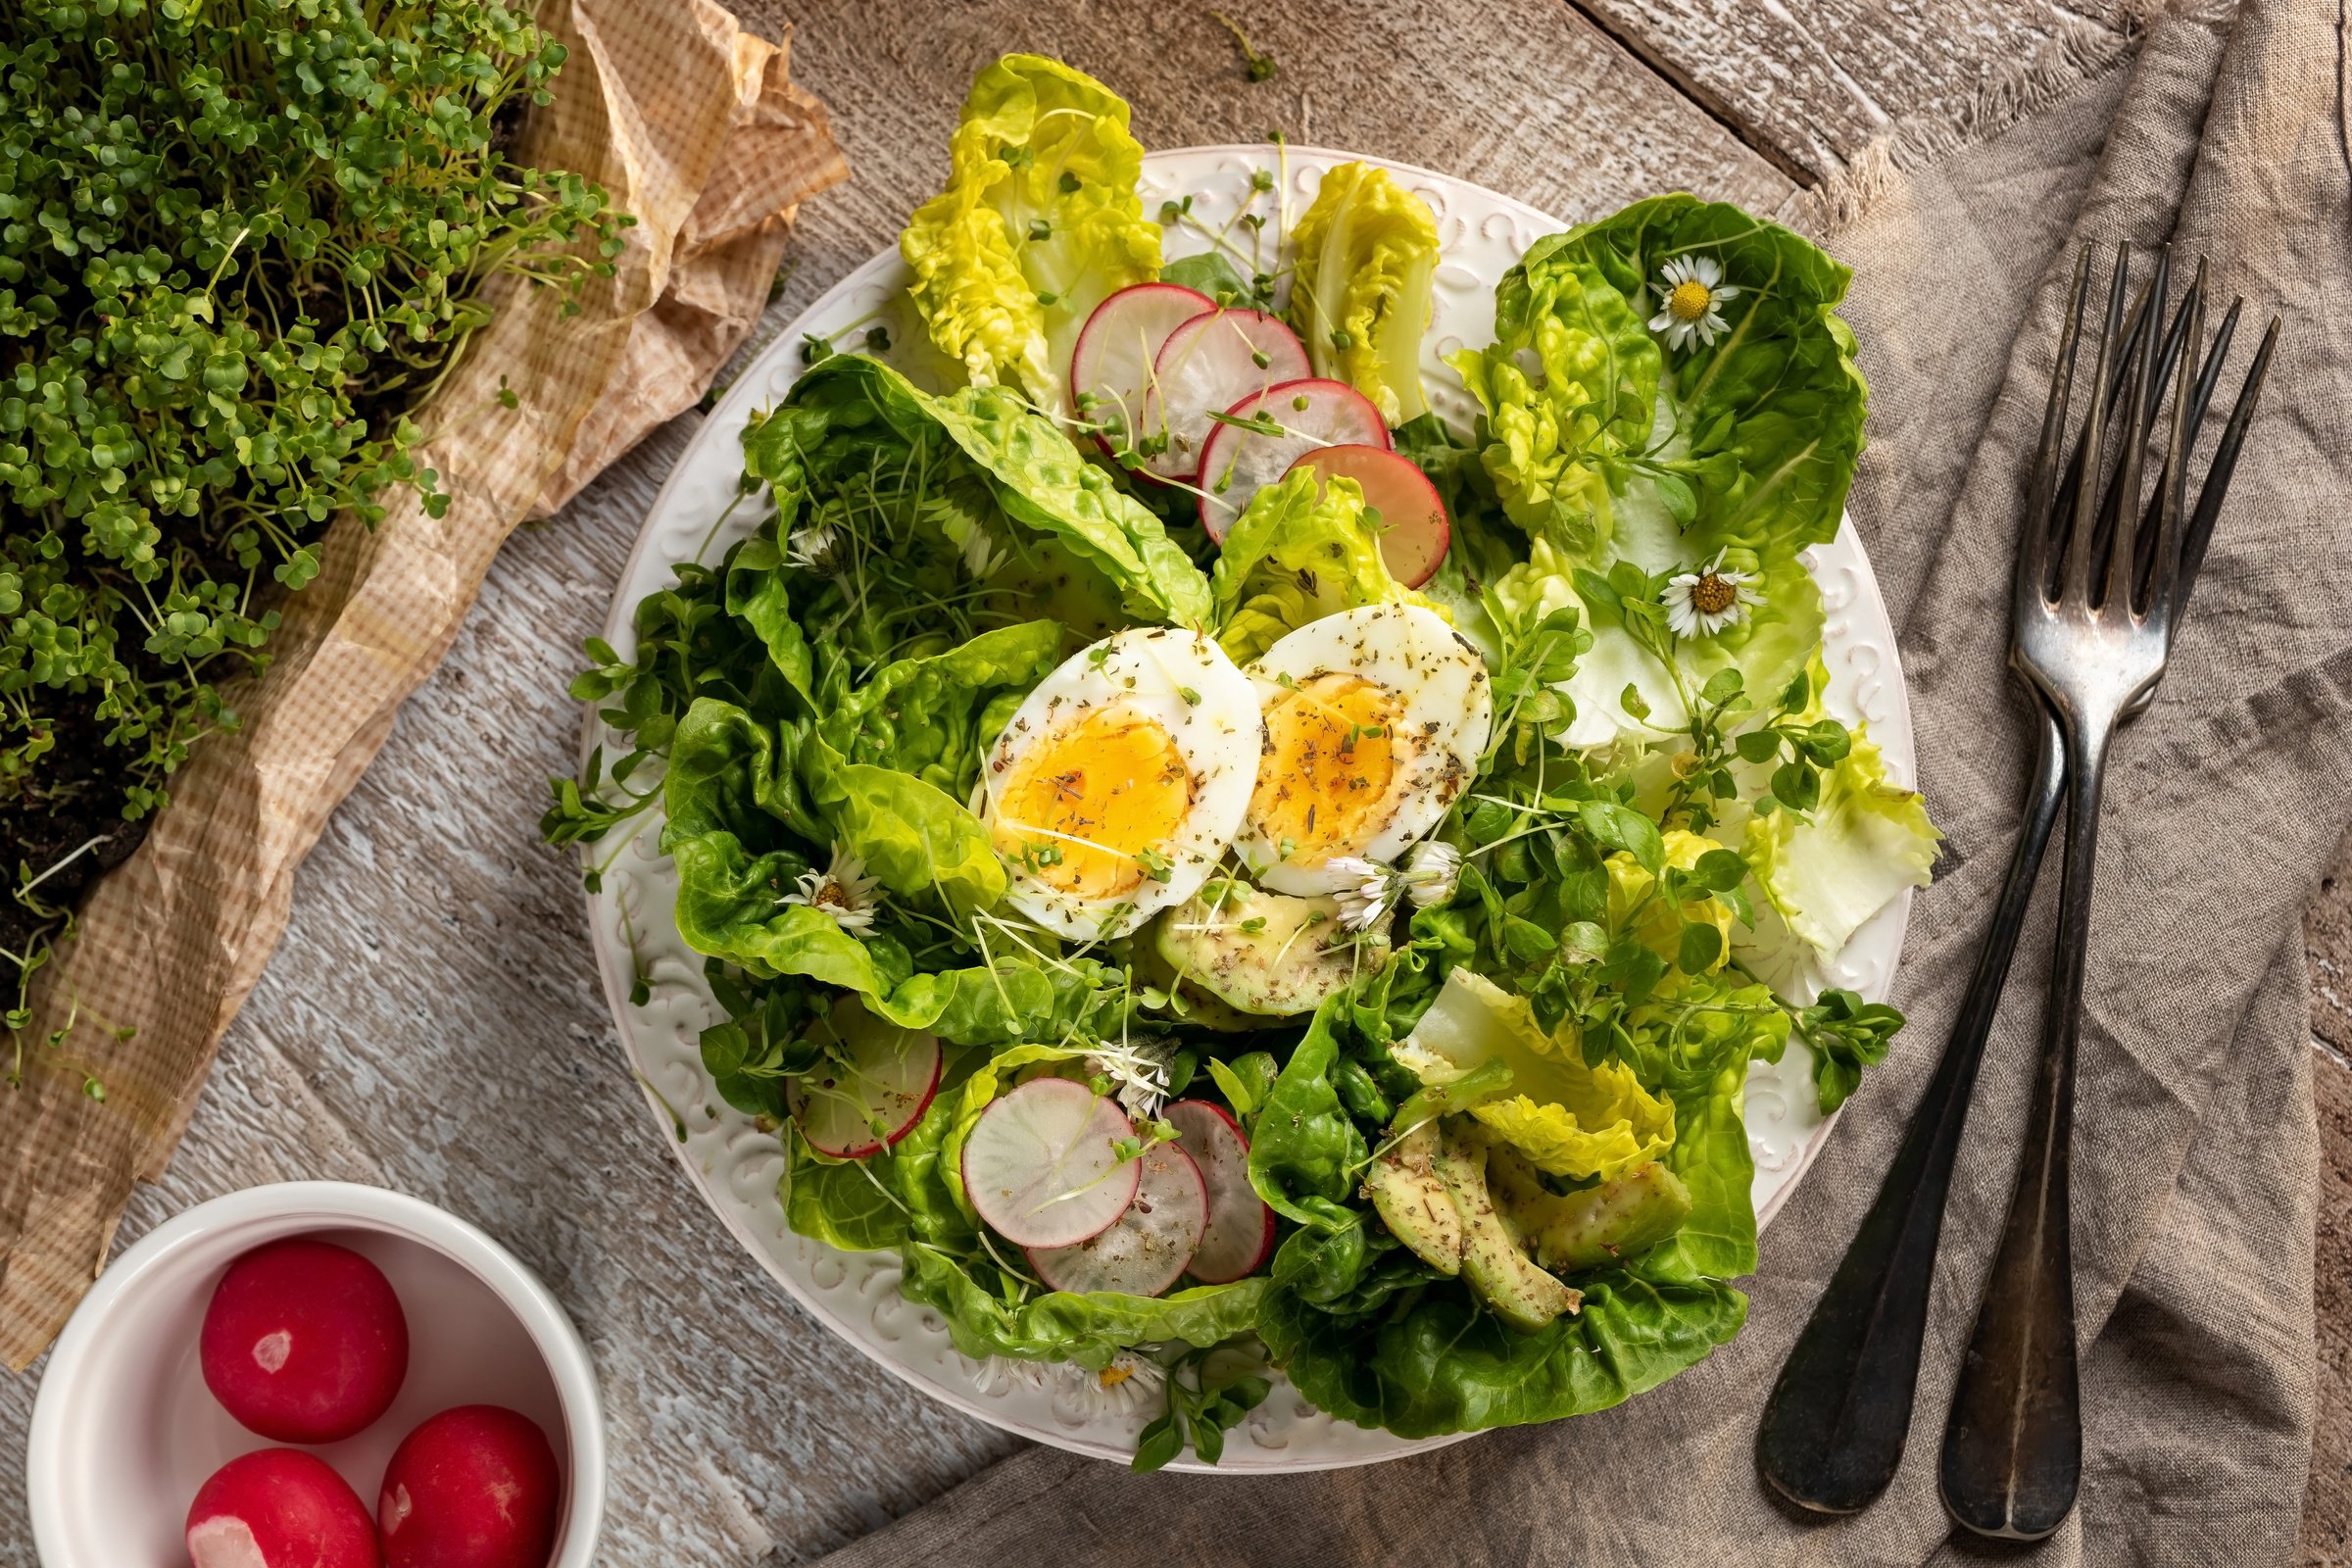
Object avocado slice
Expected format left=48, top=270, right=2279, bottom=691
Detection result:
left=1362, top=1117, right=1463, bottom=1277
left=1153, top=883, right=1388, bottom=1017
left=1123, top=930, right=1262, bottom=1032
left=1430, top=1120, right=1580, bottom=1332
left=1487, top=1142, right=1692, bottom=1274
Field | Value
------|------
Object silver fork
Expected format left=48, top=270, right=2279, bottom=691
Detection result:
left=1755, top=243, right=2278, bottom=1531
left=1939, top=242, right=2210, bottom=1540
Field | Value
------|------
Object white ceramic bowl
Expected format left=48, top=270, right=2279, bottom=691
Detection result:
left=26, top=1181, right=604, bottom=1567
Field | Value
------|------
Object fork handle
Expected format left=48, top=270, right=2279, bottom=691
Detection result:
left=1939, top=715, right=2103, bottom=1540
left=1755, top=706, right=2066, bottom=1512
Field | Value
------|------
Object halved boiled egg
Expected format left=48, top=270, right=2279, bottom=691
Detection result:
left=984, top=627, right=1262, bottom=939
left=1237, top=603, right=1492, bottom=895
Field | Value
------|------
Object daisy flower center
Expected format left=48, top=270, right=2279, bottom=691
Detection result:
left=813, top=879, right=851, bottom=908
left=1690, top=573, right=1739, bottom=614
left=1667, top=279, right=1714, bottom=321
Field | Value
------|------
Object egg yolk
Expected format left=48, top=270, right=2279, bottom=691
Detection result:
left=993, top=706, right=1196, bottom=899
left=1250, top=672, right=1406, bottom=868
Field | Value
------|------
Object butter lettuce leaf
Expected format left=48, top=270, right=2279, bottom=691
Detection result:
left=1288, top=162, right=1441, bottom=425
left=1390, top=968, right=1675, bottom=1181
left=816, top=619, right=1064, bottom=797
left=900, top=54, right=1160, bottom=414
left=1260, top=1266, right=1746, bottom=1438
left=1209, top=468, right=1431, bottom=662
left=1450, top=197, right=1863, bottom=747
left=786, top=1060, right=1261, bottom=1367
left=1745, top=723, right=1939, bottom=956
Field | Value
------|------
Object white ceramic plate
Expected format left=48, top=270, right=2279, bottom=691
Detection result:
left=580, top=146, right=1915, bottom=1472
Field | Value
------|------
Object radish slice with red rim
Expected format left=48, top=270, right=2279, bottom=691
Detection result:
left=1285, top=443, right=1452, bottom=587
left=1070, top=282, right=1213, bottom=468
left=1198, top=377, right=1390, bottom=540
left=786, top=1000, right=945, bottom=1158
left=960, top=1078, right=1141, bottom=1249
left=1139, top=310, right=1311, bottom=480
left=1026, top=1140, right=1208, bottom=1297
left=1164, top=1099, right=1275, bottom=1284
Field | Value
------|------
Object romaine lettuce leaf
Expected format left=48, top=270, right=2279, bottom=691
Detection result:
left=1744, top=723, right=1938, bottom=956
left=900, top=54, right=1160, bottom=415
left=1288, top=162, right=1441, bottom=425
left=1389, top=968, right=1675, bottom=1182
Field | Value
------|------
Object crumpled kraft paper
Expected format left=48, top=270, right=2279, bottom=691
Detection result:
left=0, top=0, right=847, bottom=1370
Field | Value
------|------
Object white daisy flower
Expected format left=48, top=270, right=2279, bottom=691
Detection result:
left=1662, top=551, right=1761, bottom=640
left=1400, top=841, right=1462, bottom=907
left=1086, top=1037, right=1174, bottom=1120
left=1648, top=255, right=1740, bottom=352
left=1326, top=856, right=1398, bottom=932
left=785, top=522, right=838, bottom=572
left=781, top=842, right=880, bottom=933
left=960, top=520, right=1009, bottom=580
left=1073, top=1350, right=1166, bottom=1420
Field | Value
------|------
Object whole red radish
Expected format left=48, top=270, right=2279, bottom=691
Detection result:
left=378, top=1404, right=563, bottom=1568
left=185, top=1448, right=381, bottom=1568
left=202, top=1237, right=409, bottom=1444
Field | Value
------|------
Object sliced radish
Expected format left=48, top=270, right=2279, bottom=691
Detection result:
left=1071, top=283, right=1213, bottom=467
left=1286, top=444, right=1452, bottom=588
left=1027, top=1140, right=1208, bottom=1297
left=961, top=1078, right=1141, bottom=1248
left=1164, top=1100, right=1276, bottom=1284
left=1140, top=310, right=1311, bottom=480
left=1199, top=378, right=1390, bottom=540
left=786, top=1000, right=944, bottom=1159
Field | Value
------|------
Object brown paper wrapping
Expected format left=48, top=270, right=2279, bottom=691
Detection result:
left=0, top=0, right=847, bottom=1370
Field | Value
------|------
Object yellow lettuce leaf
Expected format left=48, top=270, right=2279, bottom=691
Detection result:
left=1393, top=968, right=1675, bottom=1181
left=900, top=55, right=1160, bottom=415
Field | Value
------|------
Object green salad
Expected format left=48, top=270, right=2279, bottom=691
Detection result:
left=547, top=54, right=1939, bottom=1466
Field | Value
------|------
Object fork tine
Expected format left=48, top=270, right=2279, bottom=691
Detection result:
left=2138, top=287, right=2239, bottom=612
left=2047, top=263, right=2161, bottom=547
left=2103, top=246, right=2168, bottom=610
left=2186, top=293, right=2245, bottom=437
left=2063, top=243, right=2131, bottom=603
left=2023, top=246, right=2096, bottom=602
left=2145, top=282, right=2204, bottom=621
left=2177, top=314, right=2280, bottom=593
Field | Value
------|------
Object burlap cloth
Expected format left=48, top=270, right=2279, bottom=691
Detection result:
left=813, top=2, right=2340, bottom=1562
left=0, top=0, right=846, bottom=1370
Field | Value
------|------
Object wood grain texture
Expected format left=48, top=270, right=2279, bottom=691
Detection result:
left=1573, top=0, right=2142, bottom=180
left=2306, top=850, right=2352, bottom=1568
left=0, top=6, right=1794, bottom=1565
left=0, top=4, right=2339, bottom=1562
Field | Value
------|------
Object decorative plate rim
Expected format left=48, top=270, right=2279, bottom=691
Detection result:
left=578, top=145, right=1916, bottom=1472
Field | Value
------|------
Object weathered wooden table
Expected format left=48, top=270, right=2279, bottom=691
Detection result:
left=3, top=3, right=2344, bottom=1563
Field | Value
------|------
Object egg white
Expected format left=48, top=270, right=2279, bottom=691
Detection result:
left=1238, top=603, right=1493, bottom=894
left=983, top=627, right=1262, bottom=939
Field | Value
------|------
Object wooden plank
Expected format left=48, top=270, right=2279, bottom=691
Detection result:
left=2309, top=1038, right=2352, bottom=1564
left=1572, top=0, right=2140, bottom=181
left=744, top=0, right=1794, bottom=286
